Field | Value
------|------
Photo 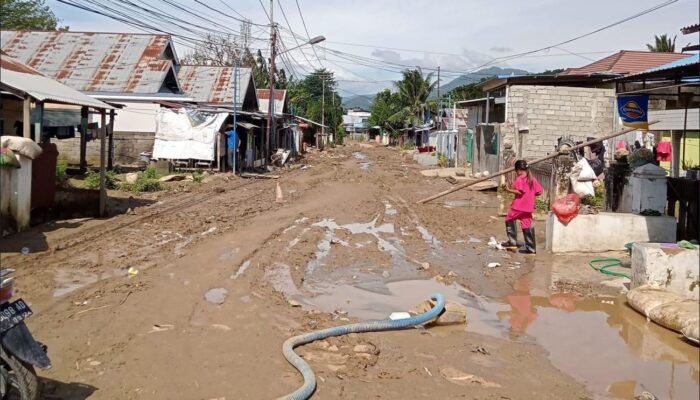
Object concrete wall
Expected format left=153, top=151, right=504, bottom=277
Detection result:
left=54, top=131, right=155, bottom=167
left=505, top=85, right=615, bottom=159
left=546, top=212, right=677, bottom=253
left=631, top=242, right=699, bottom=300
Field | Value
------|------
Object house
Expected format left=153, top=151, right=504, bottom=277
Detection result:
left=342, top=108, right=371, bottom=141
left=471, top=51, right=695, bottom=164
left=1, top=53, right=113, bottom=228
left=0, top=30, right=191, bottom=167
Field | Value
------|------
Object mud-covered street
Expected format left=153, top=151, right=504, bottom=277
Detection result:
left=1, top=143, right=697, bottom=400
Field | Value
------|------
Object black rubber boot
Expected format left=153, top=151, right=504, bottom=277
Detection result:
left=501, top=221, right=519, bottom=248
left=519, top=228, right=536, bottom=254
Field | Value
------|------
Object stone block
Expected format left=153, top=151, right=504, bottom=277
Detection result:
left=631, top=243, right=699, bottom=300
left=546, top=212, right=677, bottom=253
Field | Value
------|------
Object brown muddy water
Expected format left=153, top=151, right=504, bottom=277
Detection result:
left=301, top=277, right=699, bottom=400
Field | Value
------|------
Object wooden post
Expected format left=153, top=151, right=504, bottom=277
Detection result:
left=417, top=122, right=659, bottom=204
left=108, top=109, right=115, bottom=170
left=22, top=97, right=31, bottom=138
left=79, top=106, right=88, bottom=173
left=99, top=110, right=107, bottom=217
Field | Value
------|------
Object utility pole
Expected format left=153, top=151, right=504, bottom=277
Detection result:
left=321, top=76, right=325, bottom=144
left=266, top=0, right=276, bottom=165
left=437, top=66, right=441, bottom=130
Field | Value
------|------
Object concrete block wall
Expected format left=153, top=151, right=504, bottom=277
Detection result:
left=54, top=131, right=155, bottom=167
left=507, top=85, right=615, bottom=159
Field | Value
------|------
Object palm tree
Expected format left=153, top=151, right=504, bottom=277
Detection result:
left=393, top=68, right=437, bottom=126
left=646, top=34, right=676, bottom=52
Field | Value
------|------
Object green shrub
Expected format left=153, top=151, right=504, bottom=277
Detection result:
left=192, top=172, right=204, bottom=183
left=119, top=175, right=161, bottom=192
left=142, top=166, right=157, bottom=179
left=56, top=159, right=68, bottom=182
left=85, top=169, right=116, bottom=189
left=402, top=143, right=415, bottom=151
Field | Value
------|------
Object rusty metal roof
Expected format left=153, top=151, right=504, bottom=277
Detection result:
left=681, top=24, right=700, bottom=34
left=256, top=88, right=287, bottom=114
left=177, top=65, right=253, bottom=106
left=562, top=51, right=692, bottom=76
left=0, top=30, right=180, bottom=94
left=1, top=53, right=112, bottom=109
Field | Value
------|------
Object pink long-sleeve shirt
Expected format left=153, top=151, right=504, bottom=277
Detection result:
left=510, top=175, right=543, bottom=213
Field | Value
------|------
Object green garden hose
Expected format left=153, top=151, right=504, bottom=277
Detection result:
left=589, top=258, right=631, bottom=280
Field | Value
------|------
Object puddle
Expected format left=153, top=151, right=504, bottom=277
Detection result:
left=53, top=269, right=126, bottom=297
left=416, top=225, right=442, bottom=250
left=359, top=162, right=370, bottom=172
left=352, top=152, right=368, bottom=160
left=204, top=288, right=228, bottom=304
left=301, top=277, right=699, bottom=399
left=383, top=201, right=397, bottom=216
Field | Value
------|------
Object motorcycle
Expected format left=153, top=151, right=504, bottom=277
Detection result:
left=0, top=269, right=50, bottom=400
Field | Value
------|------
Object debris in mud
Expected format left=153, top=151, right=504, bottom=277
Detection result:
left=472, top=346, right=490, bottom=355
left=487, top=237, right=505, bottom=250
left=287, top=299, right=302, bottom=307
left=204, top=288, right=228, bottom=304
left=353, top=343, right=378, bottom=355
left=127, top=267, right=139, bottom=277
left=149, top=324, right=175, bottom=333
left=419, top=262, right=430, bottom=270
left=389, top=312, right=411, bottom=320
left=410, top=300, right=467, bottom=326
left=487, top=262, right=501, bottom=268
left=439, top=367, right=501, bottom=388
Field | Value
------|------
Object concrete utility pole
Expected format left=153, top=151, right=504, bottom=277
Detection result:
left=437, top=66, right=441, bottom=130
left=266, top=0, right=276, bottom=165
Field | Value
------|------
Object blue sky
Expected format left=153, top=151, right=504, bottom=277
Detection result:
left=47, top=0, right=699, bottom=96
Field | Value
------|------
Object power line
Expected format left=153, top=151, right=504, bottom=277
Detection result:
left=276, top=1, right=317, bottom=70
left=294, top=0, right=324, bottom=68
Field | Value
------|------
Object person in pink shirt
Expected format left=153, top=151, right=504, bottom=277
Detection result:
left=501, top=160, right=543, bottom=254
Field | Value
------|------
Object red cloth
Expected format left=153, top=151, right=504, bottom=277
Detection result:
left=505, top=209, right=533, bottom=229
left=656, top=141, right=672, bottom=162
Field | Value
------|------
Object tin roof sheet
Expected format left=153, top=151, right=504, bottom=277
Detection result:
left=562, top=51, right=692, bottom=76
left=0, top=30, right=178, bottom=94
left=177, top=65, right=252, bottom=105
left=1, top=54, right=112, bottom=109
left=256, top=88, right=287, bottom=114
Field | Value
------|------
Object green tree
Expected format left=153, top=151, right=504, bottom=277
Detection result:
left=368, top=89, right=403, bottom=134
left=447, top=81, right=485, bottom=102
left=646, top=34, right=676, bottom=52
left=395, top=68, right=437, bottom=126
left=0, top=0, right=60, bottom=30
left=287, top=69, right=343, bottom=135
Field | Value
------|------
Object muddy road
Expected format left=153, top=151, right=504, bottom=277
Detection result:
left=1, top=143, right=697, bottom=400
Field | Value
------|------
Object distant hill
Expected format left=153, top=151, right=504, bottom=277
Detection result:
left=436, top=66, right=530, bottom=96
left=342, top=94, right=374, bottom=110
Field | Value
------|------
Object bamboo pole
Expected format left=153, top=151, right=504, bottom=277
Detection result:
left=417, top=121, right=659, bottom=204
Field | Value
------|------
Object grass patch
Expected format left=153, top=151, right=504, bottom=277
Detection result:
left=56, top=159, right=68, bottom=183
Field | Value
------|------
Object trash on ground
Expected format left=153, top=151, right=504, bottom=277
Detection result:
left=127, top=267, right=139, bottom=277
left=287, top=299, right=302, bottom=307
left=487, top=237, right=504, bottom=250
left=487, top=262, right=501, bottom=268
left=389, top=312, right=411, bottom=320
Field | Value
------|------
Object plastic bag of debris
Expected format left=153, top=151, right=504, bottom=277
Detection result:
left=551, top=193, right=580, bottom=224
left=0, top=147, right=21, bottom=168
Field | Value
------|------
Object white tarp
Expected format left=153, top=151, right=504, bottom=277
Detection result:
left=152, top=108, right=227, bottom=161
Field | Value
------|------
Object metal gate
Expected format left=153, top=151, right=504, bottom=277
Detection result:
left=472, top=124, right=502, bottom=180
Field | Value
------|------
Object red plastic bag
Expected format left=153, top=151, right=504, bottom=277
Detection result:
left=551, top=193, right=580, bottom=224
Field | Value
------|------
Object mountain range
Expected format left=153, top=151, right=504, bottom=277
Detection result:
left=341, top=66, right=530, bottom=110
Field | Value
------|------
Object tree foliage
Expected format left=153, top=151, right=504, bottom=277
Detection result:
left=287, top=69, right=343, bottom=134
left=447, top=80, right=486, bottom=102
left=0, top=0, right=61, bottom=30
left=368, top=89, right=403, bottom=133
left=647, top=34, right=676, bottom=52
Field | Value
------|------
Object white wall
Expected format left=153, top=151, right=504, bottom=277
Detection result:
left=112, top=102, right=160, bottom=133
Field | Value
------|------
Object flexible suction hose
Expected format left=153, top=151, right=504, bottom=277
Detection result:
left=280, top=293, right=445, bottom=400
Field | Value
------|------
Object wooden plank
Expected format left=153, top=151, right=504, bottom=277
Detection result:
left=417, top=122, right=658, bottom=204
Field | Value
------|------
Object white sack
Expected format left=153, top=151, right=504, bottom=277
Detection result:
left=0, top=136, right=43, bottom=159
left=575, top=158, right=597, bottom=181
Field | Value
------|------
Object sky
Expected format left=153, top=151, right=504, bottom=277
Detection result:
left=47, top=0, right=699, bottom=97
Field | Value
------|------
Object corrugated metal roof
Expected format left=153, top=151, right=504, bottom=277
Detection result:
left=0, top=30, right=178, bottom=94
left=177, top=65, right=252, bottom=105
left=256, top=88, right=286, bottom=114
left=1, top=54, right=112, bottom=109
left=643, top=53, right=699, bottom=73
left=562, top=51, right=692, bottom=76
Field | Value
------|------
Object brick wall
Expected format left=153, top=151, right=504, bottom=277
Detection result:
left=506, top=85, right=615, bottom=159
left=54, top=131, right=155, bottom=167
